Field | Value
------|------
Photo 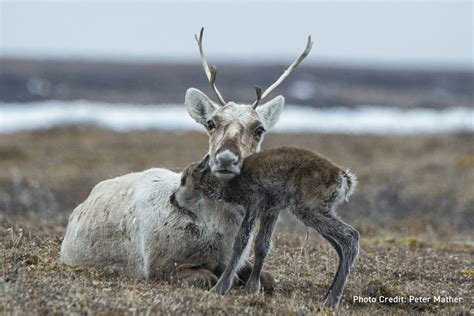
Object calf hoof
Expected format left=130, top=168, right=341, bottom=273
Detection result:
left=323, top=295, right=340, bottom=309
left=245, top=278, right=261, bottom=294
left=212, top=278, right=232, bottom=295
left=175, top=268, right=218, bottom=289
left=260, top=271, right=276, bottom=295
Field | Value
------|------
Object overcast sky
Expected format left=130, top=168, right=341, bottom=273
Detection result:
left=1, top=1, right=472, bottom=68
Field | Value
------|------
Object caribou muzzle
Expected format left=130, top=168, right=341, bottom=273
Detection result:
left=211, top=149, right=242, bottom=178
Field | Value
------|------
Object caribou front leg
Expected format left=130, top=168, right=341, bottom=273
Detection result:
left=174, top=267, right=218, bottom=289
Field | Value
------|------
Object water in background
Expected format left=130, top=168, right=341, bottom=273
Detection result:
left=1, top=101, right=472, bottom=134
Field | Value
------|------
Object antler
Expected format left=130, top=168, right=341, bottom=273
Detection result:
left=253, top=35, right=313, bottom=108
left=194, top=27, right=227, bottom=106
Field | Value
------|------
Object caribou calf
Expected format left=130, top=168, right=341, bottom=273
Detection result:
left=174, top=147, right=359, bottom=308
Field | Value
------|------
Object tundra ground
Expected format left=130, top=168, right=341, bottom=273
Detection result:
left=1, top=129, right=473, bottom=314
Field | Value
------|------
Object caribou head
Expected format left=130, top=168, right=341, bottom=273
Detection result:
left=185, top=28, right=313, bottom=179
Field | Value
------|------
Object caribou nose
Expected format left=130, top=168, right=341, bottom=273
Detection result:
left=216, top=150, right=239, bottom=167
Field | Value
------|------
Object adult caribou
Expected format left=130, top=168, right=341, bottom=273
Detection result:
left=60, top=28, right=312, bottom=290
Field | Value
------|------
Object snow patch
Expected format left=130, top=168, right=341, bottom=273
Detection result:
left=0, top=100, right=472, bottom=134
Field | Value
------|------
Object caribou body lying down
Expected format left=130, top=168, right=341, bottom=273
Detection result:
left=60, top=89, right=284, bottom=288
left=60, top=28, right=312, bottom=288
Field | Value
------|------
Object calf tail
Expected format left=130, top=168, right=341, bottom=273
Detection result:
left=337, top=170, right=358, bottom=203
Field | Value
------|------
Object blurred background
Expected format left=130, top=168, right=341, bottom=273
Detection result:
left=1, top=1, right=473, bottom=236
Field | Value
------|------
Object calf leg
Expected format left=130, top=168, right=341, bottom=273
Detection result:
left=246, top=212, right=279, bottom=294
left=295, top=209, right=359, bottom=308
left=321, top=221, right=359, bottom=308
left=212, top=210, right=257, bottom=295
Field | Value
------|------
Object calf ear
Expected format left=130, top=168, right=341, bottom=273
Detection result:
left=256, top=96, right=285, bottom=129
left=185, top=88, right=219, bottom=126
left=197, top=155, right=210, bottom=173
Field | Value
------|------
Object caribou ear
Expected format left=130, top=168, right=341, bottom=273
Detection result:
left=185, top=88, right=219, bottom=126
left=256, top=95, right=285, bottom=129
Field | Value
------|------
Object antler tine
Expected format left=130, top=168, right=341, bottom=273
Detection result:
left=194, top=27, right=227, bottom=106
left=253, top=86, right=263, bottom=108
left=253, top=35, right=313, bottom=107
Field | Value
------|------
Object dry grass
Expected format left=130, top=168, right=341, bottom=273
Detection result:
left=1, top=219, right=472, bottom=315
left=0, top=128, right=473, bottom=314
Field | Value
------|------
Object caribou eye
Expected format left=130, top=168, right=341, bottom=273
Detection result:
left=180, top=176, right=187, bottom=186
left=206, top=120, right=216, bottom=131
left=254, top=126, right=266, bottom=138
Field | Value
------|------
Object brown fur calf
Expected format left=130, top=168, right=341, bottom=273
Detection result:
left=175, top=147, right=359, bottom=308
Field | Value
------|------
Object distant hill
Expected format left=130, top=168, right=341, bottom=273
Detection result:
left=1, top=58, right=472, bottom=108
